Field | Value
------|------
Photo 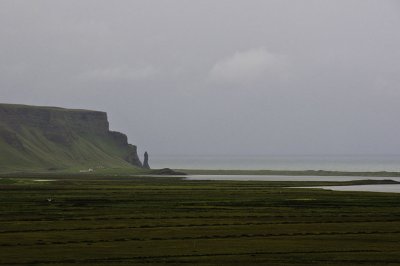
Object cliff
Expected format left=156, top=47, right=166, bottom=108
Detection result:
left=0, top=103, right=142, bottom=173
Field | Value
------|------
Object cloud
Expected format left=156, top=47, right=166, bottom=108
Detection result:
left=208, top=47, right=288, bottom=84
left=80, top=65, right=157, bottom=82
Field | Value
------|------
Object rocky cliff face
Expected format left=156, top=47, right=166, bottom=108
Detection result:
left=0, top=105, right=109, bottom=134
left=0, top=103, right=143, bottom=172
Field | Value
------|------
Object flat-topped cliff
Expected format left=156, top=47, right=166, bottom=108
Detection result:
left=0, top=103, right=142, bottom=173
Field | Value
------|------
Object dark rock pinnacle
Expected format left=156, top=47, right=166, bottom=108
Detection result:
left=143, top=151, right=150, bottom=169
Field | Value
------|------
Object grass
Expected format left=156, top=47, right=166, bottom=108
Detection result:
left=0, top=127, right=141, bottom=173
left=0, top=103, right=144, bottom=174
left=1, top=175, right=400, bottom=265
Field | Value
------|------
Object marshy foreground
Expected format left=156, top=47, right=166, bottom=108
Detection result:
left=1, top=175, right=400, bottom=265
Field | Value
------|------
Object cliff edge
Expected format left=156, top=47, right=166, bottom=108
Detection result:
left=0, top=103, right=143, bottom=173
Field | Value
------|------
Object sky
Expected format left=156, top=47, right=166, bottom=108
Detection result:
left=1, top=0, right=400, bottom=156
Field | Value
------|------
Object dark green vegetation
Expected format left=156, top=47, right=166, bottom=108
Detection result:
left=0, top=103, right=143, bottom=173
left=183, top=169, right=400, bottom=177
left=1, top=175, right=400, bottom=265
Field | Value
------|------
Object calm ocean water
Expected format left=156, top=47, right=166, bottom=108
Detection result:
left=150, top=155, right=400, bottom=171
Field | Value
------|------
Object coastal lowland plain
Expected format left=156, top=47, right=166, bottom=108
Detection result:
left=1, top=175, right=400, bottom=266
left=2, top=1, right=400, bottom=265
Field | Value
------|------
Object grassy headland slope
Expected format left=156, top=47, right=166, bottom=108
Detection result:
left=0, top=103, right=142, bottom=173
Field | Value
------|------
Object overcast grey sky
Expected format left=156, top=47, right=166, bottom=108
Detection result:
left=1, top=0, right=400, bottom=155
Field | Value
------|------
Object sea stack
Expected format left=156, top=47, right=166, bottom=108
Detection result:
left=143, top=151, right=150, bottom=169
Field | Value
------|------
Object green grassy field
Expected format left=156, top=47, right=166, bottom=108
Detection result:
left=1, top=175, right=400, bottom=265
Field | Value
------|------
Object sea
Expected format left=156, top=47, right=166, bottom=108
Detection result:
left=150, top=154, right=400, bottom=172
left=151, top=154, right=400, bottom=193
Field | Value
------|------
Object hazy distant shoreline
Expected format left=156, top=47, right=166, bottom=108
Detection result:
left=2, top=168, right=400, bottom=178
left=180, top=169, right=400, bottom=177
left=151, top=155, right=400, bottom=172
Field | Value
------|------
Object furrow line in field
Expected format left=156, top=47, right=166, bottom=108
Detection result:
left=2, top=219, right=400, bottom=234
left=0, top=249, right=384, bottom=265
left=1, top=213, right=400, bottom=222
left=2, top=231, right=400, bottom=247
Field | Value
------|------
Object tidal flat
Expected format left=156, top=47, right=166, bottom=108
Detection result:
left=1, top=175, right=400, bottom=265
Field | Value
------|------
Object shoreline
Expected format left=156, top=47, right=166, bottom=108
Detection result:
left=178, top=169, right=400, bottom=177
left=2, top=168, right=400, bottom=178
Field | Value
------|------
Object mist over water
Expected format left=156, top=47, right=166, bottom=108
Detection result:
left=151, top=154, right=400, bottom=171
left=311, top=185, right=400, bottom=194
left=186, top=175, right=400, bottom=182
